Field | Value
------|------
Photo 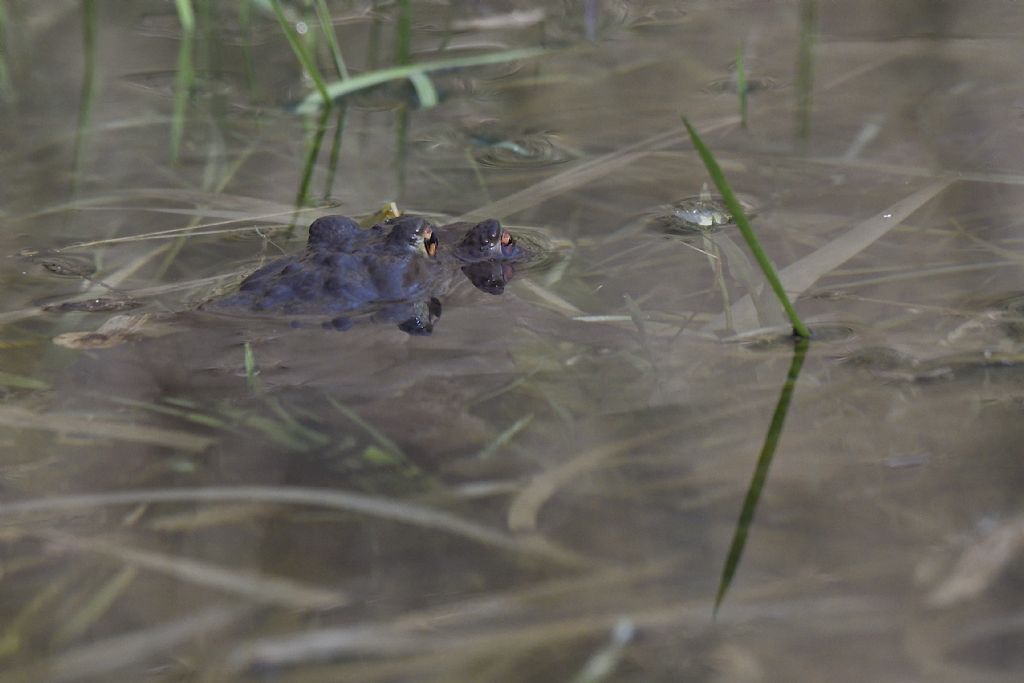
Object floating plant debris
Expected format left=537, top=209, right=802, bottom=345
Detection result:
left=648, top=185, right=757, bottom=233
left=44, top=297, right=143, bottom=314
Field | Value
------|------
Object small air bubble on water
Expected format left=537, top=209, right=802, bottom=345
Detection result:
left=296, top=21, right=308, bottom=35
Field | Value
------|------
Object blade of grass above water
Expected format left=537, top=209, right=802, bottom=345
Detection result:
left=287, top=106, right=332, bottom=234
left=322, top=103, right=348, bottom=199
left=702, top=179, right=953, bottom=333
left=715, top=337, right=808, bottom=613
left=293, top=47, right=547, bottom=114
left=313, top=0, right=348, bottom=79
left=170, top=0, right=195, bottom=163
left=395, top=0, right=412, bottom=65
left=794, top=0, right=818, bottom=143
left=268, top=0, right=330, bottom=105
left=683, top=117, right=810, bottom=338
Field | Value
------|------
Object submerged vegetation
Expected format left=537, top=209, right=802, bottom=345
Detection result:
left=1, top=1, right=1023, bottom=681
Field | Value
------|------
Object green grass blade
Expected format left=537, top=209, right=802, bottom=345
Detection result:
left=174, top=0, right=194, bottom=34
left=268, top=0, right=330, bottom=105
left=795, top=0, right=817, bottom=141
left=54, top=567, right=138, bottom=645
left=715, top=337, right=808, bottom=613
left=0, top=370, right=48, bottom=390
left=295, top=106, right=331, bottom=206
left=326, top=396, right=406, bottom=460
left=474, top=414, right=534, bottom=460
left=72, top=0, right=97, bottom=186
left=407, top=71, right=438, bottom=108
left=322, top=103, right=347, bottom=199
left=735, top=46, right=748, bottom=129
left=0, top=0, right=13, bottom=102
left=243, top=341, right=257, bottom=391
left=313, top=0, right=348, bottom=79
left=395, top=104, right=409, bottom=196
left=294, top=47, right=547, bottom=114
left=265, top=399, right=330, bottom=447
left=396, top=0, right=412, bottom=64
left=238, top=0, right=260, bottom=94
left=682, top=116, right=811, bottom=338
left=170, top=0, right=196, bottom=163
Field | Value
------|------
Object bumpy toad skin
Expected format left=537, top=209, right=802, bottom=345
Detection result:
left=206, top=214, right=527, bottom=334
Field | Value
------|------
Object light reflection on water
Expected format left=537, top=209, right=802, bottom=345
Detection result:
left=2, top=1, right=1024, bottom=681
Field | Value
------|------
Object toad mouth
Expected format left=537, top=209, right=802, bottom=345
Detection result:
left=424, top=227, right=438, bottom=257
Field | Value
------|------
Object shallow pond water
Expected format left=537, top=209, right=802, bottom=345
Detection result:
left=3, top=1, right=1024, bottom=681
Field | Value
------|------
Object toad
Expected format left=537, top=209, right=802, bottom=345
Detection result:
left=205, top=214, right=527, bottom=335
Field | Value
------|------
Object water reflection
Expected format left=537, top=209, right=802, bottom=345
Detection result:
left=716, top=336, right=809, bottom=611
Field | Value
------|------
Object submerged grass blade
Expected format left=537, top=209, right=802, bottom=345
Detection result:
left=2, top=487, right=586, bottom=567
left=39, top=529, right=346, bottom=609
left=508, top=422, right=693, bottom=534
left=71, top=0, right=97, bottom=187
left=569, top=619, right=636, bottom=683
left=269, top=0, right=330, bottom=105
left=326, top=396, right=405, bottom=460
left=474, top=414, right=534, bottom=460
left=0, top=572, right=77, bottom=660
left=457, top=118, right=738, bottom=223
left=47, top=605, right=250, bottom=683
left=715, top=337, right=808, bottom=613
left=108, top=396, right=228, bottom=429
left=171, top=0, right=195, bottom=162
left=0, top=406, right=214, bottom=451
left=0, top=370, right=48, bottom=390
left=53, top=567, right=138, bottom=645
left=703, top=179, right=953, bottom=332
left=243, top=341, right=257, bottom=390
left=265, top=398, right=331, bottom=447
left=0, top=0, right=11, bottom=102
left=682, top=116, right=810, bottom=338
left=294, top=47, right=546, bottom=114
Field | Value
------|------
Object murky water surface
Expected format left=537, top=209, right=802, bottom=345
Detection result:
left=3, top=1, right=1024, bottom=681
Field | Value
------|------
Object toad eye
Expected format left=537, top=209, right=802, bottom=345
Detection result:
left=423, top=227, right=438, bottom=257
